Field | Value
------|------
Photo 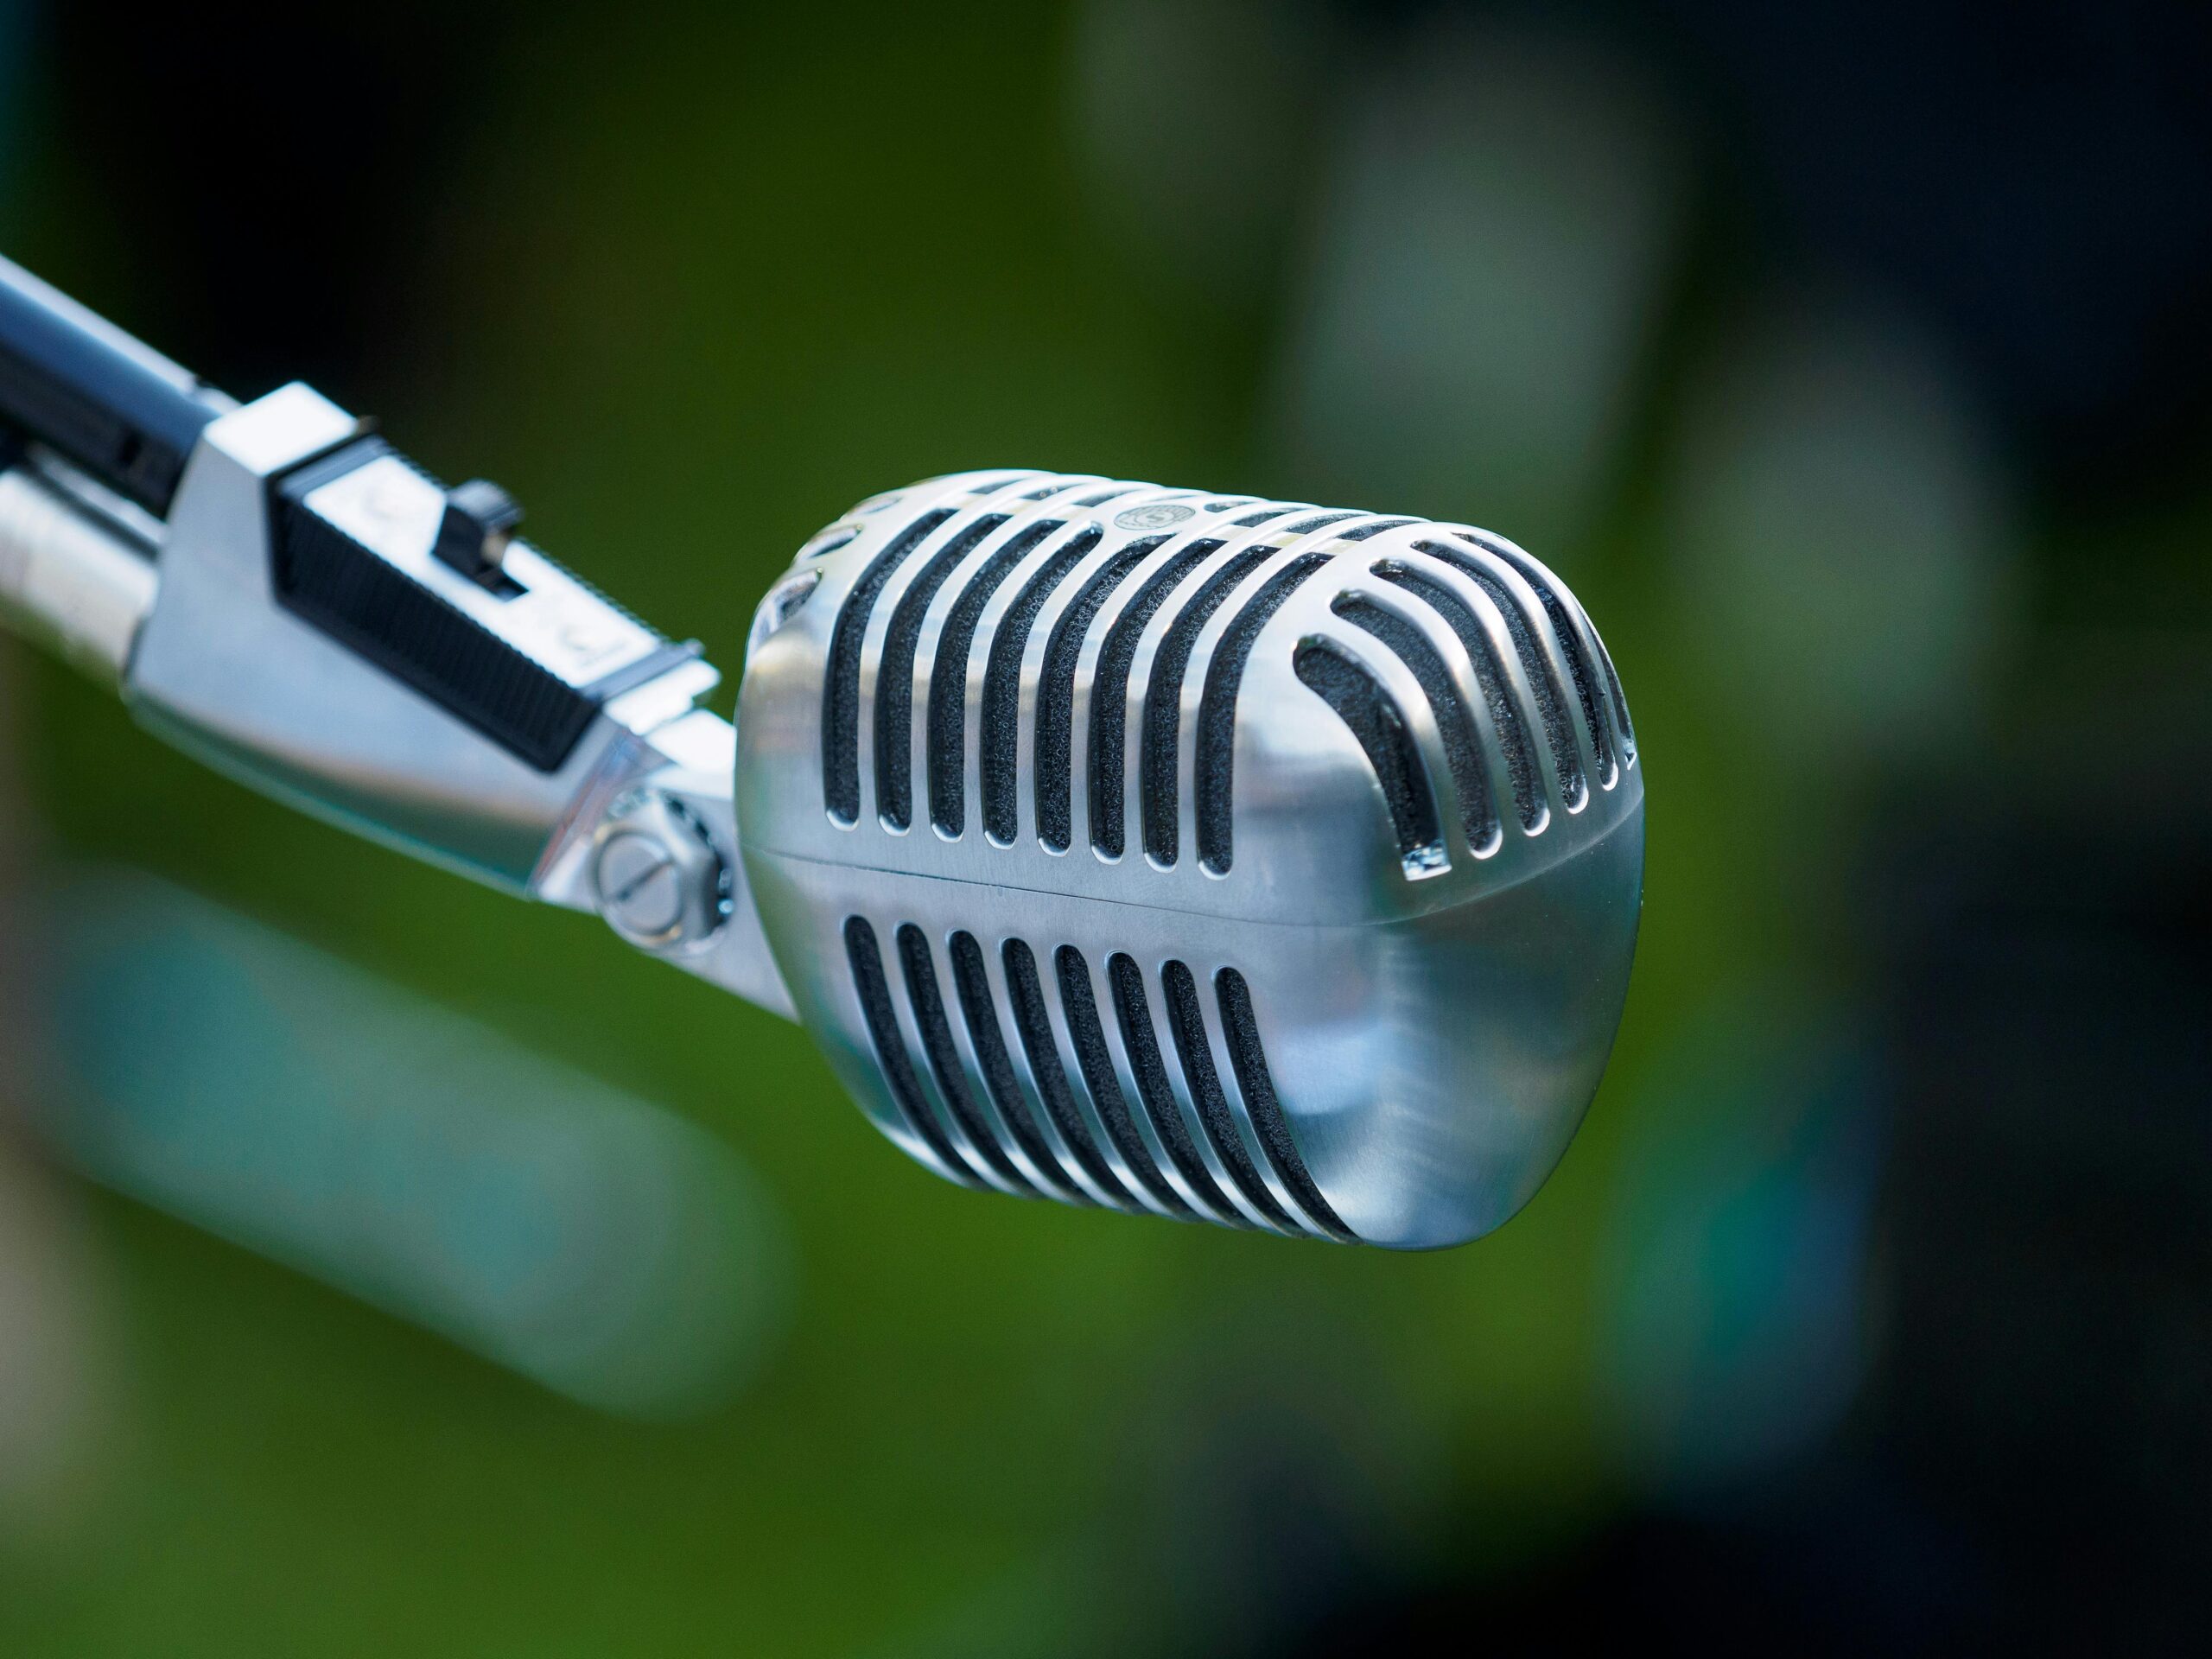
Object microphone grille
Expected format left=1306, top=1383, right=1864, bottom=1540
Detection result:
left=838, top=914, right=1357, bottom=1240
left=780, top=472, right=1633, bottom=891
left=741, top=470, right=1644, bottom=1249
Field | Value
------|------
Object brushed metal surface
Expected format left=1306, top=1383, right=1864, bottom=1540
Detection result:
left=738, top=471, right=1643, bottom=1249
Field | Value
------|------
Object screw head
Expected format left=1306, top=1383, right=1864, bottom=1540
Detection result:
left=594, top=830, right=685, bottom=936
left=589, top=793, right=729, bottom=952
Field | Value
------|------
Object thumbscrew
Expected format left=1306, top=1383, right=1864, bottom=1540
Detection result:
left=590, top=791, right=730, bottom=953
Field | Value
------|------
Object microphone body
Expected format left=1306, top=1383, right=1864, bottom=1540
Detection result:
left=739, top=474, right=1643, bottom=1248
left=0, top=256, right=1642, bottom=1251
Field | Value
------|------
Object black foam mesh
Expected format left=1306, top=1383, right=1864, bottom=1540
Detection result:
left=980, top=527, right=1101, bottom=843
left=1054, top=945, right=1191, bottom=1216
left=1292, top=639, right=1443, bottom=870
left=948, top=931, right=1089, bottom=1203
left=1216, top=968, right=1356, bottom=1241
left=842, top=916, right=979, bottom=1185
left=896, top=924, right=1033, bottom=1192
left=1107, top=953, right=1246, bottom=1225
left=1160, top=960, right=1300, bottom=1233
left=874, top=515, right=1008, bottom=829
left=1338, top=518, right=1416, bottom=543
left=927, top=519, right=1063, bottom=836
left=1374, top=561, right=1541, bottom=831
left=1332, top=594, right=1499, bottom=854
left=823, top=511, right=952, bottom=823
left=1001, top=939, right=1132, bottom=1205
left=1463, top=531, right=1615, bottom=779
left=1192, top=554, right=1332, bottom=874
left=1420, top=539, right=1584, bottom=808
left=1033, top=537, right=1165, bottom=850
left=1088, top=541, right=1221, bottom=857
left=1139, top=548, right=1271, bottom=865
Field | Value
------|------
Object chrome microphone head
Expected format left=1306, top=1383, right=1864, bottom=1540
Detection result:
left=736, top=470, right=1643, bottom=1250
left=0, top=258, right=1636, bottom=1252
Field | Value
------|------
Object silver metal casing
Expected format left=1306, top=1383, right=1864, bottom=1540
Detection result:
left=127, top=385, right=723, bottom=900
left=738, top=472, right=1643, bottom=1249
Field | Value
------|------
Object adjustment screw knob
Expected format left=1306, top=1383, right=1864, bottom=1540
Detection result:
left=590, top=791, right=729, bottom=952
left=434, top=478, right=524, bottom=582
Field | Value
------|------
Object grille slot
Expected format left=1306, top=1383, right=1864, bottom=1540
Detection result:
left=1160, top=961, right=1302, bottom=1234
left=1416, top=539, right=1584, bottom=809
left=1373, top=561, right=1541, bottom=832
left=1035, top=537, right=1166, bottom=851
left=1192, top=553, right=1332, bottom=875
left=927, top=519, right=1065, bottom=836
left=823, top=510, right=953, bottom=823
left=1139, top=548, right=1273, bottom=866
left=796, top=478, right=1635, bottom=1249
left=895, top=924, right=1034, bottom=1192
left=1002, top=939, right=1134, bottom=1206
left=1338, top=518, right=1415, bottom=543
left=842, top=916, right=981, bottom=1186
left=1279, top=512, right=1358, bottom=535
left=1592, top=625, right=1634, bottom=750
left=1086, top=540, right=1222, bottom=858
left=1332, top=594, right=1501, bottom=857
left=803, top=527, right=860, bottom=562
left=1294, top=637, right=1446, bottom=877
left=948, top=931, right=1090, bottom=1203
left=1107, top=953, right=1249, bottom=1226
left=1463, top=532, right=1618, bottom=784
left=874, top=514, right=1008, bottom=830
left=1216, top=969, right=1356, bottom=1240
left=1054, top=944, right=1192, bottom=1216
left=854, top=929, right=1351, bottom=1237
left=981, top=526, right=1101, bottom=844
left=819, top=488, right=1617, bottom=868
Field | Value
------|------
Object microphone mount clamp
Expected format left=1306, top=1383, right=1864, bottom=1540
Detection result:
left=0, top=256, right=792, bottom=1018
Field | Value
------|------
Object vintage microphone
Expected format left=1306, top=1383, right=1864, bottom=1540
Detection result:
left=0, top=253, right=1642, bottom=1249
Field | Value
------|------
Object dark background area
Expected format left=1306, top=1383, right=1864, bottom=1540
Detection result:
left=1, top=1, right=2207, bottom=1653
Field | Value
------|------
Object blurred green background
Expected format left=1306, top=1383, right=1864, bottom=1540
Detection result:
left=1, top=2, right=2208, bottom=1653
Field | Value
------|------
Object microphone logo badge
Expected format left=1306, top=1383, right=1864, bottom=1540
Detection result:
left=1114, top=502, right=1197, bottom=532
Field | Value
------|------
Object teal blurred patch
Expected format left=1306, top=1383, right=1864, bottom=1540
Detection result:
left=1594, top=986, right=1884, bottom=1491
left=35, top=867, right=791, bottom=1419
